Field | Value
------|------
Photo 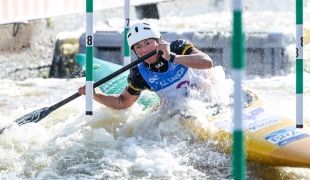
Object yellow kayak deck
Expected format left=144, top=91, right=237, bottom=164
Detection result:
left=183, top=89, right=310, bottom=168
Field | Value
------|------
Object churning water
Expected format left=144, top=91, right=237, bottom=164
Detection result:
left=1, top=0, right=310, bottom=179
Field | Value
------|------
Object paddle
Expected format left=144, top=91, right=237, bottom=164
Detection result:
left=0, top=50, right=159, bottom=135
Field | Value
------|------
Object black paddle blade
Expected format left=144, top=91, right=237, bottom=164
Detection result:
left=0, top=107, right=51, bottom=135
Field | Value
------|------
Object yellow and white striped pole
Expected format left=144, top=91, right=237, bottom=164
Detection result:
left=296, top=0, right=303, bottom=128
left=85, top=0, right=93, bottom=115
left=232, top=0, right=246, bottom=179
left=123, top=0, right=131, bottom=65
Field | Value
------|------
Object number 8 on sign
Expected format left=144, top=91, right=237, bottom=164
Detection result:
left=87, top=35, right=93, bottom=46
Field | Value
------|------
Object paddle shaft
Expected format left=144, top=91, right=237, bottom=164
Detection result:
left=50, top=50, right=157, bottom=111
left=0, top=50, right=158, bottom=134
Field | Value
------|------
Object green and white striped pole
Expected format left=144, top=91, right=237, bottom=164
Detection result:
left=232, top=0, right=246, bottom=179
left=296, top=0, right=303, bottom=128
left=86, top=0, right=93, bottom=115
left=124, top=0, right=131, bottom=65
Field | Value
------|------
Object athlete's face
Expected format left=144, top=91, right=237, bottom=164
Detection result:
left=133, top=39, right=158, bottom=64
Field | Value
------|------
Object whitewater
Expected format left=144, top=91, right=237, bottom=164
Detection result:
left=1, top=0, right=310, bottom=179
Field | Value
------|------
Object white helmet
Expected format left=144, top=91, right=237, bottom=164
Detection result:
left=127, top=22, right=161, bottom=49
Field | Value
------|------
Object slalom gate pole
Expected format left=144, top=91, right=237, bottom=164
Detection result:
left=232, top=0, right=246, bottom=179
left=296, top=0, right=303, bottom=128
left=123, top=0, right=131, bottom=65
left=86, top=0, right=94, bottom=115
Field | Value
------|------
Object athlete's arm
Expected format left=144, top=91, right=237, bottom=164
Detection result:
left=78, top=86, right=139, bottom=110
left=158, top=39, right=213, bottom=69
left=173, top=48, right=213, bottom=69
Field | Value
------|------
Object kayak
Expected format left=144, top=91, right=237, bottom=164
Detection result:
left=187, top=91, right=310, bottom=167
left=75, top=54, right=310, bottom=168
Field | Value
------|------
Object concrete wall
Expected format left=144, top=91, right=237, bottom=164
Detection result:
left=1, top=0, right=307, bottom=80
left=0, top=7, right=129, bottom=80
left=79, top=30, right=294, bottom=77
left=0, top=1, right=162, bottom=80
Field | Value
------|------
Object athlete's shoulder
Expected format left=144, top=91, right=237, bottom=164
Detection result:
left=127, top=65, right=151, bottom=95
left=128, top=65, right=142, bottom=83
left=130, top=65, right=140, bottom=74
left=170, top=39, right=197, bottom=55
